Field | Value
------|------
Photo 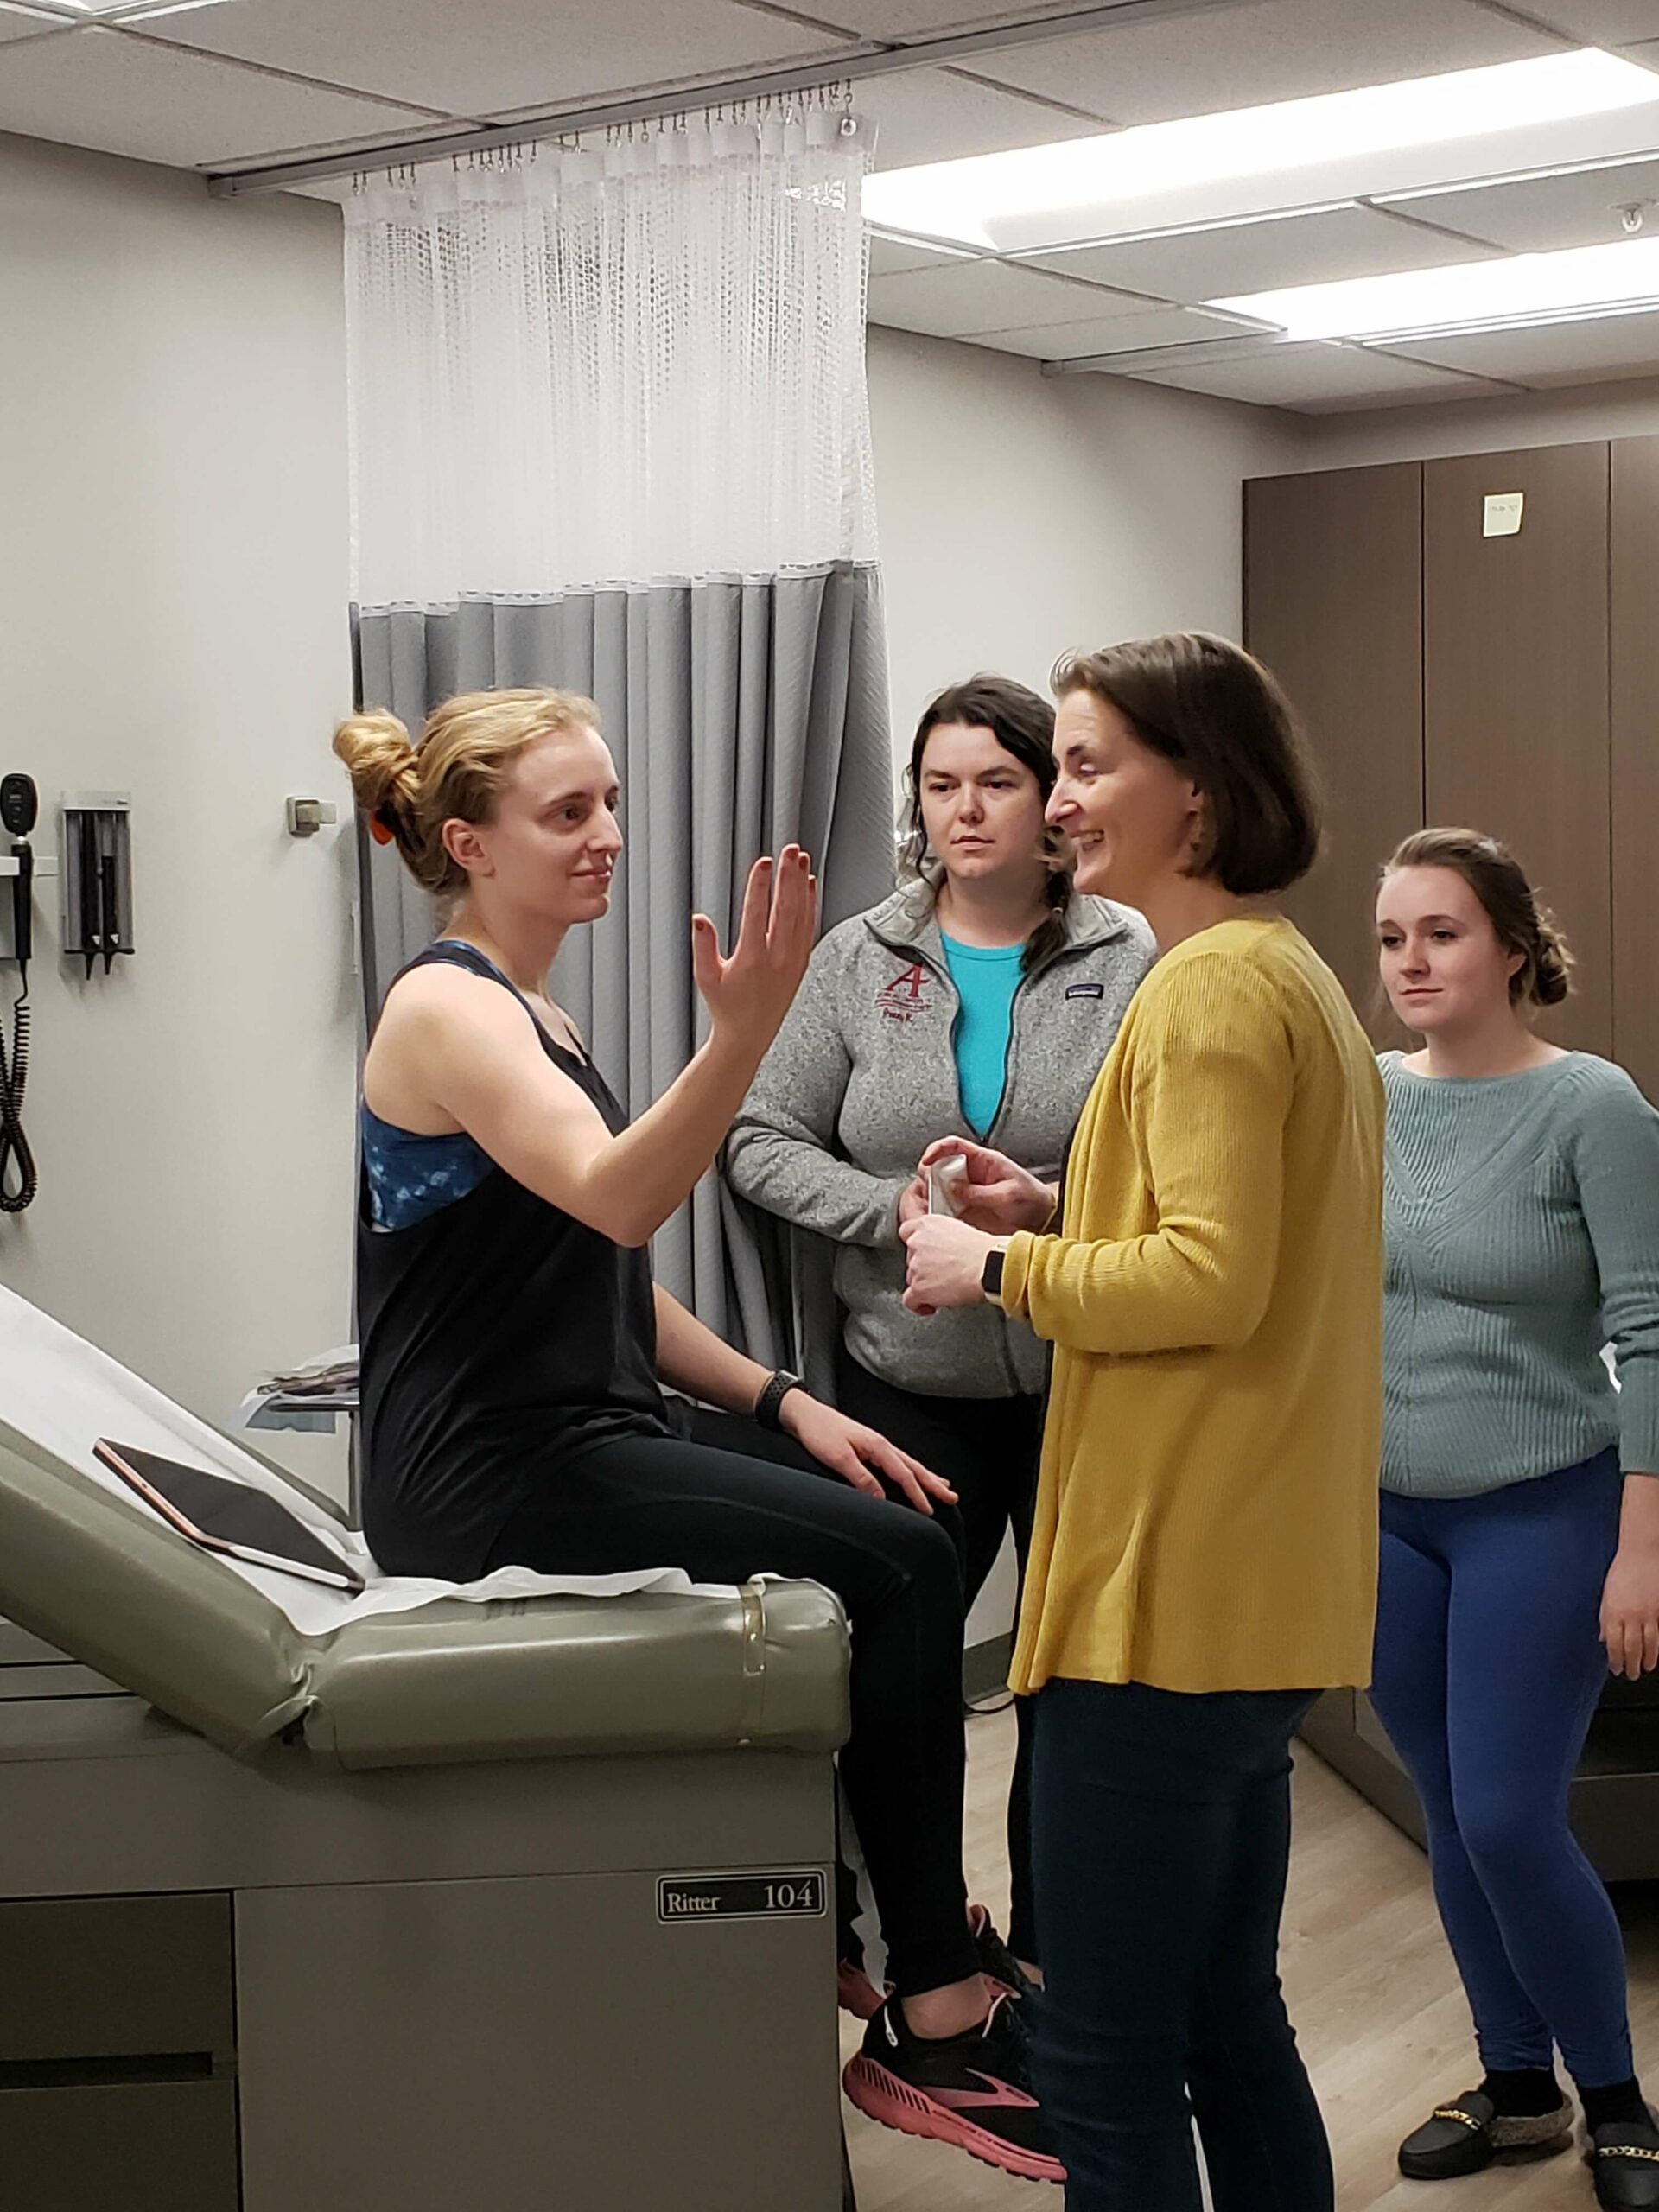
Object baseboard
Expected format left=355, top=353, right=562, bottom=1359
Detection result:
left=963, top=1632, right=1013, bottom=1703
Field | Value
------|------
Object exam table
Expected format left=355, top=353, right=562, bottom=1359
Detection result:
left=0, top=1289, right=854, bottom=2212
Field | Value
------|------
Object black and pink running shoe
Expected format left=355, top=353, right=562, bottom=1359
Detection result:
left=842, top=1988, right=1063, bottom=2184
left=969, top=1902, right=1038, bottom=2000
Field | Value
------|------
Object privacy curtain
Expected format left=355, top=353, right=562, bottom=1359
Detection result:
left=343, top=106, right=893, bottom=1349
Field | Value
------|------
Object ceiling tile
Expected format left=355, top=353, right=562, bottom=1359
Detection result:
left=866, top=255, right=1136, bottom=335
left=788, top=0, right=1109, bottom=32
left=857, top=64, right=1106, bottom=170
left=0, top=23, right=433, bottom=164
left=1383, top=156, right=1659, bottom=254
left=142, top=0, right=848, bottom=119
left=1128, top=338, right=1500, bottom=408
left=0, top=7, right=65, bottom=44
left=966, top=0, right=1563, bottom=126
left=962, top=302, right=1266, bottom=357
left=1493, top=3, right=1659, bottom=39
left=1020, top=203, right=1503, bottom=303
left=1383, top=307, right=1659, bottom=387
left=867, top=229, right=980, bottom=276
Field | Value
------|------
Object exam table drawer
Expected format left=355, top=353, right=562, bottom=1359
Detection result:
left=0, top=1892, right=235, bottom=2062
left=0, top=2076, right=238, bottom=2210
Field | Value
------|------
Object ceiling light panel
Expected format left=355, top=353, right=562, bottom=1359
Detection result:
left=1213, top=235, right=1659, bottom=340
left=862, top=51, right=1659, bottom=254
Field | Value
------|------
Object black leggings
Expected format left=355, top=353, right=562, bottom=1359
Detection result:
left=485, top=1407, right=977, bottom=1999
left=836, top=1349, right=1043, bottom=1964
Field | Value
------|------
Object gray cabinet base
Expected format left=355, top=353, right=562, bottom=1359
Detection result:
left=1300, top=1688, right=1659, bottom=1884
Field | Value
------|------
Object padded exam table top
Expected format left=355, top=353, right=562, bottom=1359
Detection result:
left=0, top=1287, right=849, bottom=1771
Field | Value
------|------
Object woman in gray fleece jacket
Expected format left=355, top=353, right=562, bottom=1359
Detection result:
left=726, top=674, right=1152, bottom=1977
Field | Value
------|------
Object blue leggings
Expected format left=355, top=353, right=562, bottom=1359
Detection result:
left=1370, top=1451, right=1631, bottom=2088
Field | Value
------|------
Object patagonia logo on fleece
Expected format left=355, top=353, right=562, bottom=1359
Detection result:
left=1066, top=982, right=1105, bottom=1000
left=875, top=963, right=933, bottom=1024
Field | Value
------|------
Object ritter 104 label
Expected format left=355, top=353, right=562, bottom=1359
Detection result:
left=658, top=1871, right=827, bottom=1923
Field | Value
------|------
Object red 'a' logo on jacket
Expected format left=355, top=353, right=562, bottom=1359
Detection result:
left=875, top=963, right=932, bottom=1024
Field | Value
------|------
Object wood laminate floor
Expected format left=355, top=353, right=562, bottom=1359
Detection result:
left=840, top=1702, right=1659, bottom=2210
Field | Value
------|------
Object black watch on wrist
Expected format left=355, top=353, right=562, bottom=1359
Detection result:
left=982, top=1247, right=1007, bottom=1300
left=755, top=1369, right=804, bottom=1432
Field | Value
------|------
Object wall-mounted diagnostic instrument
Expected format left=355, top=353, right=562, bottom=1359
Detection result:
left=61, top=795, right=132, bottom=977
left=0, top=773, right=40, bottom=1211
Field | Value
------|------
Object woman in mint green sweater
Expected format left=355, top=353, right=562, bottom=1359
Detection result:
left=1373, top=828, right=1659, bottom=2212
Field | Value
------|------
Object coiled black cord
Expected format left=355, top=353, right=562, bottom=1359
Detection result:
left=0, top=976, right=36, bottom=1213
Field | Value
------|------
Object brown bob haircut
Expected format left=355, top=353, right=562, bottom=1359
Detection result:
left=1052, top=632, right=1322, bottom=896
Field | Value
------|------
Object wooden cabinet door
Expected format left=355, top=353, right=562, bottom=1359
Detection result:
left=1611, top=435, right=1659, bottom=1103
left=1244, top=462, right=1424, bottom=1028
left=1423, top=442, right=1611, bottom=1054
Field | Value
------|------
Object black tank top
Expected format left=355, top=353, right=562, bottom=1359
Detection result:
left=356, top=943, right=673, bottom=1579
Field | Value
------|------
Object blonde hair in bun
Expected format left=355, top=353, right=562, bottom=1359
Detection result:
left=333, top=687, right=601, bottom=901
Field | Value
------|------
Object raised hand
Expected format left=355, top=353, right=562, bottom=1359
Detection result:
left=916, top=1135, right=1056, bottom=1236
left=691, top=847, right=817, bottom=1061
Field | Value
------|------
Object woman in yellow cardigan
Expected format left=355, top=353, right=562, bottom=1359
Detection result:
left=900, top=632, right=1383, bottom=2212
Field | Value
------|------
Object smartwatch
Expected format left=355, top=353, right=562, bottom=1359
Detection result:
left=754, top=1369, right=804, bottom=1432
left=982, top=1247, right=1007, bottom=1301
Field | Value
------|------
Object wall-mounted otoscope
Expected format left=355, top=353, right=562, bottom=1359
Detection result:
left=0, top=772, right=39, bottom=1212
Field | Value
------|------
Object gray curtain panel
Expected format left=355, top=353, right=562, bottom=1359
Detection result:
left=352, top=561, right=893, bottom=1363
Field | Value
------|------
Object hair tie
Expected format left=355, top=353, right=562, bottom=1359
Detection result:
left=369, top=805, right=399, bottom=848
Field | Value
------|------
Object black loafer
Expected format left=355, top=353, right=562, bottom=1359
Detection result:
left=1590, top=2117, right=1659, bottom=2210
left=1400, top=2090, right=1573, bottom=2179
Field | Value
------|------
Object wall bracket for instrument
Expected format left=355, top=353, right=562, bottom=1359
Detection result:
left=61, top=793, right=133, bottom=976
left=0, top=856, right=55, bottom=964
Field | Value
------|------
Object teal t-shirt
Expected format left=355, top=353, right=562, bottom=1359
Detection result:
left=941, top=934, right=1025, bottom=1139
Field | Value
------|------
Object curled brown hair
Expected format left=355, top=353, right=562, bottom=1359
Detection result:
left=1052, top=632, right=1321, bottom=895
left=901, top=674, right=1071, bottom=974
left=334, top=687, right=601, bottom=902
left=1383, top=827, right=1573, bottom=1007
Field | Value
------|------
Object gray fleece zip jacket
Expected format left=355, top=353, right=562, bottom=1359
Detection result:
left=723, top=885, right=1154, bottom=1399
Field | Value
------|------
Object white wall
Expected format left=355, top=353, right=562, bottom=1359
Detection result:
left=867, top=325, right=1307, bottom=768
left=0, top=132, right=359, bottom=1491
left=867, top=327, right=1306, bottom=1642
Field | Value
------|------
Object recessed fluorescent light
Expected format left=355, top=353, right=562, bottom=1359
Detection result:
left=862, top=51, right=1659, bottom=250
left=1211, top=235, right=1659, bottom=340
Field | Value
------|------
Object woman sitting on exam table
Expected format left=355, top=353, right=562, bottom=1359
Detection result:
left=725, top=672, right=1152, bottom=1993
left=334, top=686, right=1063, bottom=2189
